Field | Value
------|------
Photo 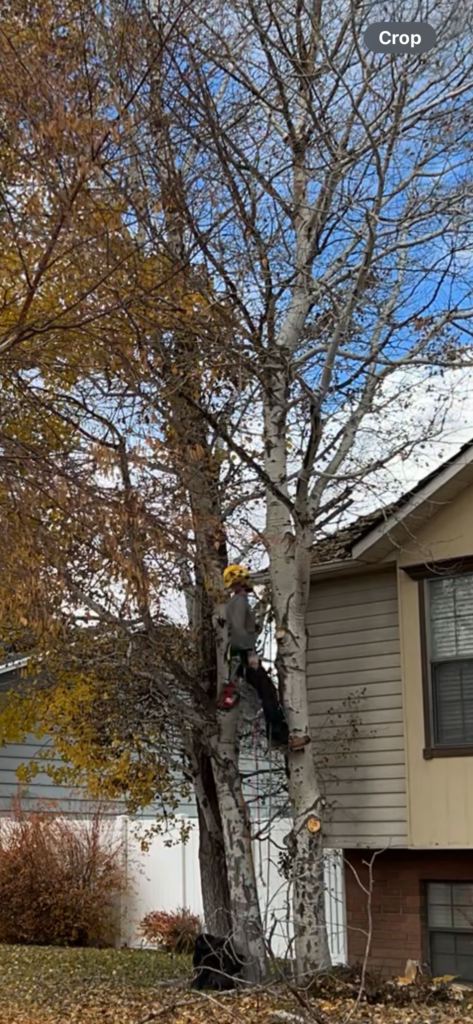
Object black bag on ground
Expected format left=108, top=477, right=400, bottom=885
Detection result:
left=191, top=933, right=243, bottom=991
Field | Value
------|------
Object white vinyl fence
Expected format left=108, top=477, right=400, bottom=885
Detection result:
left=116, top=816, right=347, bottom=963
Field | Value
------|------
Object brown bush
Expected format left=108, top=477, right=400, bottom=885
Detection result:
left=138, top=908, right=201, bottom=954
left=0, top=796, right=128, bottom=946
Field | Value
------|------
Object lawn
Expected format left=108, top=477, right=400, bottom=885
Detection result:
left=1, top=945, right=473, bottom=1024
left=0, top=945, right=190, bottom=1024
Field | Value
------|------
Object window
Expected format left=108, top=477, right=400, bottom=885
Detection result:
left=425, top=573, right=473, bottom=750
left=427, top=882, right=473, bottom=981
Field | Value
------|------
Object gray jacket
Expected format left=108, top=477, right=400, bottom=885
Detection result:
left=226, top=593, right=256, bottom=650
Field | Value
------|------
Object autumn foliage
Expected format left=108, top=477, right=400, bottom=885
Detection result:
left=138, top=908, right=202, bottom=954
left=0, top=798, right=127, bottom=947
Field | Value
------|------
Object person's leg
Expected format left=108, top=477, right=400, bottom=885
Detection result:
left=245, top=664, right=309, bottom=750
left=245, top=662, right=289, bottom=747
left=247, top=663, right=279, bottom=716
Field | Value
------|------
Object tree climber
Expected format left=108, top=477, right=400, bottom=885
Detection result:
left=219, top=563, right=259, bottom=708
left=218, top=564, right=290, bottom=749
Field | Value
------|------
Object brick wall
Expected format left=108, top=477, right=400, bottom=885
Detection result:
left=344, top=848, right=473, bottom=977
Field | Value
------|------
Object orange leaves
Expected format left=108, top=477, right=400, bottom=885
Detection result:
left=0, top=6, right=178, bottom=365
left=138, top=909, right=201, bottom=953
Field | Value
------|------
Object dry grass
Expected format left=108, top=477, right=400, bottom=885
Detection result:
left=1, top=945, right=473, bottom=1024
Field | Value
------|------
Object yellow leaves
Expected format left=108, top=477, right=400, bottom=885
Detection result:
left=0, top=691, right=37, bottom=746
left=15, top=761, right=38, bottom=784
left=0, top=646, right=184, bottom=820
left=182, top=291, right=207, bottom=310
left=213, top=447, right=226, bottom=466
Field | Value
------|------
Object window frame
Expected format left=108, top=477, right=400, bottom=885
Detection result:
left=404, top=557, right=473, bottom=759
left=426, top=880, right=473, bottom=982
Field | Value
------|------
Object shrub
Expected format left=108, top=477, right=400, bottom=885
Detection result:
left=0, top=796, right=128, bottom=947
left=138, top=907, right=201, bottom=954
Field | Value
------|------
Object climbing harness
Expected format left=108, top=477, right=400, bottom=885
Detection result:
left=218, top=645, right=246, bottom=710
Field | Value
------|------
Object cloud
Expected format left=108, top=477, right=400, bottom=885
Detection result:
left=348, top=366, right=473, bottom=516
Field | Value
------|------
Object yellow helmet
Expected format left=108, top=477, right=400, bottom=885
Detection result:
left=223, top=564, right=253, bottom=590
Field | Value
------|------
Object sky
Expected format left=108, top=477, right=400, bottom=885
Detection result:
left=348, top=366, right=473, bottom=517
left=158, top=363, right=473, bottom=637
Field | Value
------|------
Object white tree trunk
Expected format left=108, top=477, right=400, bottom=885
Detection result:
left=264, top=375, right=331, bottom=978
left=280, top=613, right=331, bottom=977
left=212, top=704, right=267, bottom=982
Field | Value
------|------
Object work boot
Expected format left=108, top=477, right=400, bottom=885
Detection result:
left=288, top=733, right=311, bottom=752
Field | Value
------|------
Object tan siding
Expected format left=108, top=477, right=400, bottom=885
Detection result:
left=327, top=822, right=405, bottom=841
left=307, top=653, right=400, bottom=675
left=327, top=805, right=406, bottom=822
left=311, top=674, right=402, bottom=700
left=308, top=569, right=407, bottom=847
left=309, top=612, right=398, bottom=636
left=324, top=750, right=406, bottom=767
left=309, top=625, right=400, bottom=649
left=314, top=708, right=404, bottom=728
left=307, top=593, right=399, bottom=614
left=332, top=794, right=406, bottom=810
left=331, top=781, right=406, bottom=797
left=398, top=479, right=473, bottom=847
left=331, top=763, right=405, bottom=781
left=310, top=694, right=403, bottom=713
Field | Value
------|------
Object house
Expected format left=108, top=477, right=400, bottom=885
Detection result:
left=307, top=440, right=473, bottom=979
left=0, top=660, right=346, bottom=960
left=10, top=435, right=473, bottom=975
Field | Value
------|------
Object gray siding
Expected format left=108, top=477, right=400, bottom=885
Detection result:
left=0, top=661, right=289, bottom=825
left=0, top=735, right=200, bottom=818
left=0, top=734, right=124, bottom=815
left=0, top=735, right=284, bottom=823
left=307, top=570, right=408, bottom=847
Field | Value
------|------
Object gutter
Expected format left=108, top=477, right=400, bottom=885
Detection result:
left=0, top=657, right=29, bottom=676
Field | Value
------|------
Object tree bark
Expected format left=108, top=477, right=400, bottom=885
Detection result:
left=172, top=415, right=266, bottom=974
left=143, top=56, right=268, bottom=979
left=272, top=575, right=331, bottom=978
left=212, top=707, right=268, bottom=983
left=263, top=363, right=331, bottom=978
left=195, top=749, right=232, bottom=935
left=280, top=617, right=331, bottom=977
